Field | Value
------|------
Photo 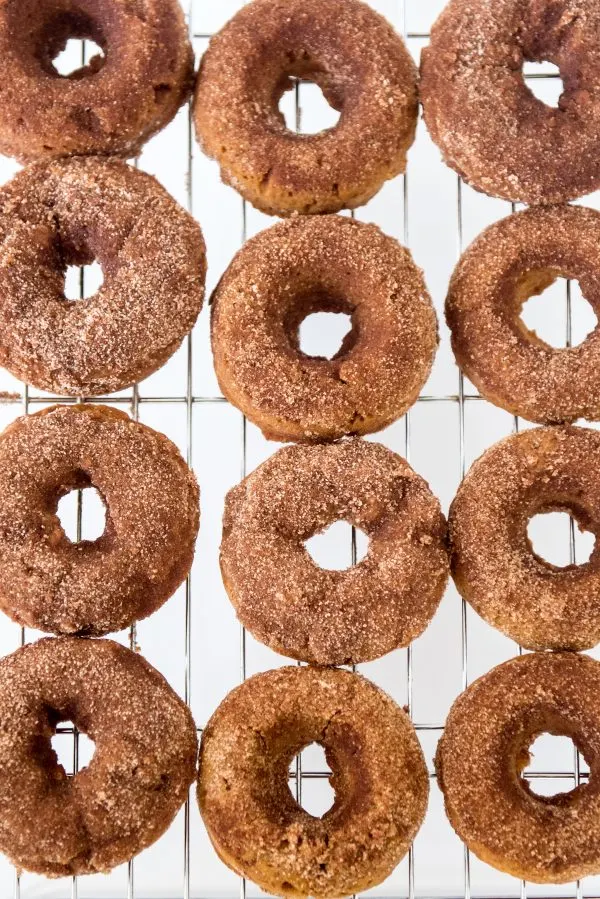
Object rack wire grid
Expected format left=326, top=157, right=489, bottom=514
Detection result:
left=0, top=0, right=597, bottom=897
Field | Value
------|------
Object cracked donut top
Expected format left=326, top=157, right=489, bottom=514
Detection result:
left=211, top=214, right=438, bottom=443
left=0, top=156, right=206, bottom=396
left=420, top=0, right=600, bottom=204
left=0, top=636, right=197, bottom=877
left=0, top=0, right=194, bottom=161
left=198, top=665, right=428, bottom=898
left=194, top=0, right=418, bottom=216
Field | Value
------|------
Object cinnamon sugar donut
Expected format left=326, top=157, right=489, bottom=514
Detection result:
left=446, top=205, right=600, bottom=423
left=0, top=404, right=199, bottom=636
left=450, top=425, right=600, bottom=651
left=211, top=215, right=438, bottom=443
left=0, top=0, right=194, bottom=162
left=420, top=0, right=600, bottom=205
left=437, top=651, right=600, bottom=883
left=0, top=157, right=205, bottom=396
left=194, top=0, right=418, bottom=216
left=0, top=636, right=197, bottom=877
left=199, top=666, right=428, bottom=899
left=221, top=439, right=449, bottom=665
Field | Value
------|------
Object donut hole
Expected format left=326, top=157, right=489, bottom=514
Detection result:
left=289, top=743, right=335, bottom=818
left=57, top=486, right=107, bottom=543
left=64, top=260, right=104, bottom=301
left=519, top=732, right=586, bottom=799
left=523, top=60, right=564, bottom=108
left=287, top=290, right=359, bottom=361
left=299, top=312, right=353, bottom=360
left=305, top=521, right=368, bottom=571
left=50, top=719, right=96, bottom=777
left=518, top=274, right=597, bottom=349
left=34, top=9, right=107, bottom=80
left=278, top=77, right=341, bottom=135
left=52, top=37, right=105, bottom=78
left=527, top=510, right=595, bottom=568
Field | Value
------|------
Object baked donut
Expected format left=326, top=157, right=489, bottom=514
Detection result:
left=0, top=636, right=197, bottom=877
left=420, top=0, right=600, bottom=205
left=0, top=157, right=205, bottom=396
left=450, top=425, right=600, bottom=651
left=211, top=215, right=438, bottom=443
left=198, top=665, right=428, bottom=899
left=221, top=438, right=449, bottom=665
left=0, top=0, right=194, bottom=162
left=437, top=651, right=600, bottom=883
left=0, top=403, right=199, bottom=636
left=194, top=0, right=418, bottom=216
left=446, top=205, right=600, bottom=423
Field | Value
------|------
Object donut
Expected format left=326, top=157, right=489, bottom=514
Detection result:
left=420, top=0, right=600, bottom=205
left=449, top=425, right=600, bottom=651
left=446, top=205, right=600, bottom=423
left=0, top=403, right=199, bottom=636
left=0, top=156, right=206, bottom=396
left=198, top=665, right=428, bottom=899
left=221, top=438, right=449, bottom=665
left=193, top=0, right=418, bottom=216
left=211, top=215, right=438, bottom=443
left=0, top=0, right=194, bottom=162
left=0, top=636, right=197, bottom=877
left=437, top=651, right=600, bottom=883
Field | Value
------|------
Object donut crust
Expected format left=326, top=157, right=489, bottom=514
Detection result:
left=198, top=666, right=428, bottom=899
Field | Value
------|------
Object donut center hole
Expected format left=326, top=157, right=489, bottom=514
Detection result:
left=305, top=522, right=368, bottom=571
left=527, top=511, right=594, bottom=568
left=290, top=744, right=335, bottom=817
left=52, top=37, right=105, bottom=78
left=57, top=486, right=106, bottom=543
left=278, top=78, right=341, bottom=134
left=51, top=720, right=96, bottom=776
left=523, top=60, right=564, bottom=108
left=64, top=261, right=104, bottom=301
left=518, top=275, right=597, bottom=349
left=299, top=312, right=353, bottom=360
left=520, top=733, right=583, bottom=798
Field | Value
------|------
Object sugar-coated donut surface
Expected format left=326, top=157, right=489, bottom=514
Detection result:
left=0, top=157, right=206, bottom=396
left=221, top=439, right=449, bottom=665
left=437, top=652, right=600, bottom=883
left=0, top=404, right=199, bottom=636
left=0, top=0, right=194, bottom=162
left=198, top=666, right=428, bottom=899
left=194, top=0, right=418, bottom=216
left=450, top=426, right=600, bottom=650
left=0, top=636, right=197, bottom=877
left=211, top=215, right=438, bottom=443
left=421, top=0, right=600, bottom=204
left=446, top=205, right=600, bottom=423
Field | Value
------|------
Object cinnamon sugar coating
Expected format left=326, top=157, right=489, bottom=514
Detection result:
left=211, top=215, right=438, bottom=443
left=194, top=0, right=418, bottom=216
left=450, top=426, right=600, bottom=651
left=446, top=205, right=600, bottom=423
left=198, top=666, right=428, bottom=899
left=221, top=439, right=449, bottom=665
left=0, top=636, right=197, bottom=877
left=437, top=652, right=600, bottom=883
left=0, top=404, right=199, bottom=636
left=0, top=0, right=194, bottom=162
left=420, top=0, right=600, bottom=204
left=0, top=157, right=206, bottom=396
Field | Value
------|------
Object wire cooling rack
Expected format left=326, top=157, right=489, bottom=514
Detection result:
left=0, top=0, right=599, bottom=897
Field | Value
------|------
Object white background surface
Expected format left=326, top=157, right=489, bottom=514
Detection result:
left=0, top=0, right=598, bottom=897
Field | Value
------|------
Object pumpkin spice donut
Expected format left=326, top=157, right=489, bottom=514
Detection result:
left=0, top=636, right=198, bottom=877
left=450, top=425, right=600, bottom=651
left=194, top=0, right=418, bottom=216
left=446, top=205, right=600, bottom=423
left=211, top=215, right=438, bottom=443
left=0, top=156, right=206, bottom=396
left=0, top=0, right=194, bottom=162
left=0, top=403, right=199, bottom=636
left=221, top=439, right=449, bottom=665
left=437, top=651, right=600, bottom=883
left=420, top=0, right=600, bottom=205
left=199, top=665, right=428, bottom=899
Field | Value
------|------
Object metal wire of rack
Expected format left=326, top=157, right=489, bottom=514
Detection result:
left=0, top=0, right=597, bottom=897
